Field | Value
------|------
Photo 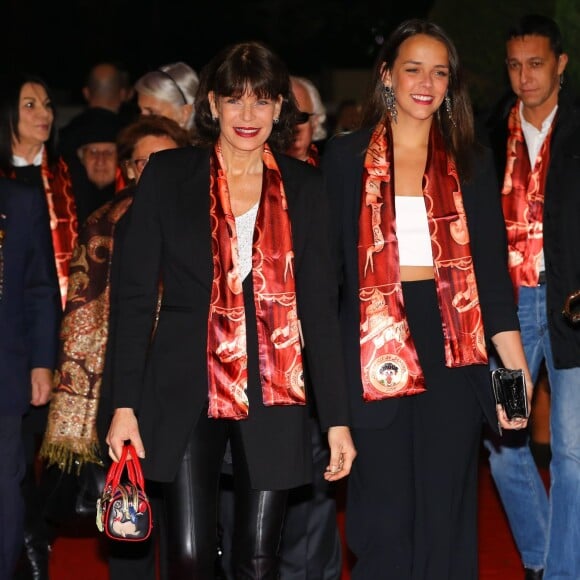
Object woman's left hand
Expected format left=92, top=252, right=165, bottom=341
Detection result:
left=496, top=405, right=529, bottom=431
left=324, top=426, right=357, bottom=481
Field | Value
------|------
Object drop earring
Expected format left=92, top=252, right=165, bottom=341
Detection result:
left=383, top=85, right=397, bottom=123
left=445, top=94, right=456, bottom=127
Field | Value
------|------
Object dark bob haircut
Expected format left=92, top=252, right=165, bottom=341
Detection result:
left=193, top=41, right=300, bottom=151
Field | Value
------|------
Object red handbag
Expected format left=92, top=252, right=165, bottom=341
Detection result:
left=96, top=444, right=152, bottom=541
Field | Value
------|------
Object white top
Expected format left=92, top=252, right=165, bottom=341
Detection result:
left=519, top=101, right=556, bottom=274
left=395, top=196, right=433, bottom=266
left=12, top=146, right=44, bottom=167
left=519, top=101, right=557, bottom=167
left=235, top=203, right=259, bottom=280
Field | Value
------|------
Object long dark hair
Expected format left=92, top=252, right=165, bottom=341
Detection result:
left=361, top=19, right=475, bottom=177
left=193, top=41, right=300, bottom=152
left=0, top=72, right=59, bottom=174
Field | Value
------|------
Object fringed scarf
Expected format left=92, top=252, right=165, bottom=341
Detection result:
left=207, top=144, right=305, bottom=419
left=40, top=190, right=134, bottom=471
left=358, top=123, right=487, bottom=400
left=501, top=100, right=552, bottom=294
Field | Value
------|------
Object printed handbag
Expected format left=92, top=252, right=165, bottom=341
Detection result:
left=96, top=444, right=152, bottom=541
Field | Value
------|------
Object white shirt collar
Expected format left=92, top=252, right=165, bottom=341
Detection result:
left=518, top=102, right=558, bottom=167
left=12, top=145, right=44, bottom=167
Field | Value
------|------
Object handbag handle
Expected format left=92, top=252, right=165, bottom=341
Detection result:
left=563, top=289, right=580, bottom=323
left=104, top=444, right=146, bottom=491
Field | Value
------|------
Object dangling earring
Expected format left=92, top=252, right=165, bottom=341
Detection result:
left=560, top=73, right=565, bottom=87
left=445, top=94, right=456, bottom=127
left=383, top=85, right=397, bottom=123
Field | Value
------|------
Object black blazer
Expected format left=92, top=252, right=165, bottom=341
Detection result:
left=0, top=178, right=61, bottom=416
left=110, top=147, right=349, bottom=488
left=484, top=91, right=580, bottom=368
left=322, top=128, right=520, bottom=431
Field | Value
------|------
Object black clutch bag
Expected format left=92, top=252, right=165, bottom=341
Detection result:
left=491, top=368, right=529, bottom=420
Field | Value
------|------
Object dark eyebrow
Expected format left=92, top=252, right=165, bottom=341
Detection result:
left=400, top=59, right=449, bottom=69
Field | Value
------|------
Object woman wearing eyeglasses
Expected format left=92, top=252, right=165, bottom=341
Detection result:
left=285, top=75, right=328, bottom=165
left=105, top=41, right=356, bottom=579
left=41, top=114, right=191, bottom=580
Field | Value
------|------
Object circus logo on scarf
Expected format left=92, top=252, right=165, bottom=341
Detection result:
left=368, top=354, right=409, bottom=395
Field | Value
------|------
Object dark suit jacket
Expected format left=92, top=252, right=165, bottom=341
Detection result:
left=322, top=128, right=520, bottom=432
left=484, top=90, right=580, bottom=368
left=0, top=178, right=61, bottom=416
left=110, top=147, right=349, bottom=488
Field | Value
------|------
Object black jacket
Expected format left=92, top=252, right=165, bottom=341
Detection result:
left=484, top=90, right=580, bottom=368
left=109, top=147, right=349, bottom=488
left=322, top=127, right=520, bottom=431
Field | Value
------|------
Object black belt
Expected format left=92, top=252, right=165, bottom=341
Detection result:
left=538, top=271, right=546, bottom=285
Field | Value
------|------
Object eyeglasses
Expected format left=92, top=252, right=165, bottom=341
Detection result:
left=82, top=147, right=117, bottom=160
left=296, top=111, right=315, bottom=125
left=124, top=157, right=150, bottom=173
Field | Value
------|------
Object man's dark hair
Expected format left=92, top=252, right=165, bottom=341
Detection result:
left=507, top=14, right=564, bottom=57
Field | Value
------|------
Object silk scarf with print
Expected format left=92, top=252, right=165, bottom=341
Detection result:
left=1, top=151, right=78, bottom=307
left=305, top=143, right=320, bottom=167
left=501, top=100, right=552, bottom=294
left=358, top=123, right=487, bottom=400
left=207, top=144, right=305, bottom=419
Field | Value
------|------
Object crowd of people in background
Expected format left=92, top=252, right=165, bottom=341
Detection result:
left=1, top=11, right=579, bottom=580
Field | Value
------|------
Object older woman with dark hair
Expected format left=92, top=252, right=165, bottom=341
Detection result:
left=0, top=72, right=77, bottom=306
left=106, top=42, right=356, bottom=579
left=0, top=71, right=77, bottom=578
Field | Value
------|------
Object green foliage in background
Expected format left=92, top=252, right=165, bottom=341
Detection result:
left=429, top=0, right=579, bottom=113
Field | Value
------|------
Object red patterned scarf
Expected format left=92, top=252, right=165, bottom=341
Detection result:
left=358, top=123, right=487, bottom=400
left=1, top=152, right=78, bottom=307
left=305, top=143, right=320, bottom=167
left=207, top=144, right=305, bottom=419
left=501, top=100, right=552, bottom=293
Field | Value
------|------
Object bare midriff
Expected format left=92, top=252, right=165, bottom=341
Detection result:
left=400, top=265, right=435, bottom=281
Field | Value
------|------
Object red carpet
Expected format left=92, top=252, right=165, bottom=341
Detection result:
left=48, top=459, right=542, bottom=579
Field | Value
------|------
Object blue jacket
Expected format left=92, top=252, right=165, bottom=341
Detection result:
left=0, top=178, right=61, bottom=416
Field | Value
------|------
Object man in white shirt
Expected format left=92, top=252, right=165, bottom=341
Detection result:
left=483, top=14, right=580, bottom=580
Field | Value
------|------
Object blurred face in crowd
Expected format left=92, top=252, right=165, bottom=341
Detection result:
left=286, top=79, right=315, bottom=161
left=137, top=93, right=192, bottom=129
left=506, top=34, right=567, bottom=124
left=15, top=83, right=54, bottom=149
left=383, top=33, right=450, bottom=125
left=123, top=134, right=179, bottom=183
left=78, top=142, right=118, bottom=189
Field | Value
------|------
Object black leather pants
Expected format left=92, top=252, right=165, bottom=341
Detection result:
left=164, top=413, right=288, bottom=579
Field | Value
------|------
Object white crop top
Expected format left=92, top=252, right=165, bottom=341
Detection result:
left=395, top=196, right=433, bottom=266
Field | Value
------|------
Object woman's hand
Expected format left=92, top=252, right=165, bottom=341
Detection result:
left=30, top=368, right=53, bottom=406
left=324, top=425, right=357, bottom=481
left=490, top=330, right=534, bottom=432
left=496, top=405, right=529, bottom=431
left=106, top=407, right=145, bottom=462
